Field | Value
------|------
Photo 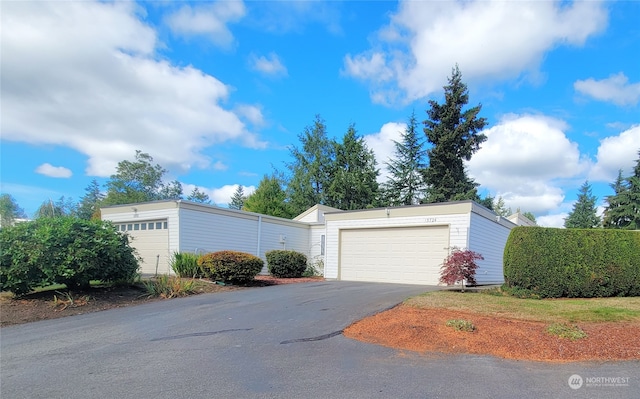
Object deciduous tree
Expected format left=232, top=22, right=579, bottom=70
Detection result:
left=0, top=194, right=27, bottom=226
left=422, top=65, right=487, bottom=203
left=439, top=248, right=484, bottom=292
left=243, top=175, right=294, bottom=218
left=103, top=150, right=183, bottom=205
left=34, top=196, right=76, bottom=219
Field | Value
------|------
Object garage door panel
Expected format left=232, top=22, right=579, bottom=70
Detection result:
left=339, top=226, right=449, bottom=285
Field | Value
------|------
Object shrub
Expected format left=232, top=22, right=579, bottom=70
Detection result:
left=197, top=251, right=263, bottom=284
left=143, top=274, right=198, bottom=298
left=439, top=248, right=484, bottom=292
left=546, top=323, right=587, bottom=340
left=504, top=227, right=640, bottom=298
left=0, top=217, right=139, bottom=296
left=266, top=250, right=307, bottom=278
left=446, top=319, right=476, bottom=332
left=170, top=252, right=203, bottom=278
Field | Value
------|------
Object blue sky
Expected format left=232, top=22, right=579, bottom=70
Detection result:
left=1, top=0, right=639, bottom=227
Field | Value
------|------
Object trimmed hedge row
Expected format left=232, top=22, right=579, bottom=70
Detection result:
left=0, top=217, right=139, bottom=296
left=266, top=250, right=307, bottom=278
left=197, top=251, right=263, bottom=284
left=503, top=226, right=640, bottom=298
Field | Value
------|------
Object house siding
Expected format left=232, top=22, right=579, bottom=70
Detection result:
left=467, top=212, right=512, bottom=284
left=324, top=213, right=471, bottom=280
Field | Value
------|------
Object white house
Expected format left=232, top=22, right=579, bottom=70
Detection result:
left=101, top=200, right=530, bottom=285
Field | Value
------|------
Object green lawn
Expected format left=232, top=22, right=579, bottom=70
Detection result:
left=406, top=290, right=640, bottom=323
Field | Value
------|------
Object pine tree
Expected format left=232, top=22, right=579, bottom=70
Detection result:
left=76, top=179, right=105, bottom=220
left=383, top=111, right=427, bottom=206
left=564, top=181, right=601, bottom=228
left=228, top=185, right=245, bottom=210
left=422, top=65, right=487, bottom=203
left=286, top=115, right=335, bottom=215
left=603, top=151, right=640, bottom=229
left=327, top=124, right=379, bottom=210
left=186, top=187, right=211, bottom=204
left=492, top=196, right=511, bottom=217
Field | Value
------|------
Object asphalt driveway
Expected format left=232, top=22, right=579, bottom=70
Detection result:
left=1, top=281, right=637, bottom=398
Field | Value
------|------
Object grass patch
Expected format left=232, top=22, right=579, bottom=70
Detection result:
left=546, top=323, right=587, bottom=340
left=406, top=290, right=640, bottom=323
left=445, top=319, right=476, bottom=332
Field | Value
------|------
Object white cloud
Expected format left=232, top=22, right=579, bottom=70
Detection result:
left=344, top=0, right=608, bottom=104
left=1, top=1, right=264, bottom=178
left=537, top=213, right=568, bottom=228
left=35, top=163, right=73, bottom=178
left=363, top=122, right=406, bottom=182
left=574, top=72, right=640, bottom=106
left=165, top=0, right=246, bottom=48
left=590, top=125, right=640, bottom=181
left=248, top=53, right=288, bottom=77
left=467, top=114, right=588, bottom=214
left=183, top=183, right=255, bottom=206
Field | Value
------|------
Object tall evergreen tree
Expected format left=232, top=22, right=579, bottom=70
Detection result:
left=327, top=124, right=379, bottom=210
left=243, top=175, right=294, bottom=218
left=76, top=179, right=105, bottom=220
left=103, top=150, right=183, bottom=205
left=228, top=185, right=246, bottom=210
left=286, top=115, right=335, bottom=215
left=564, top=181, right=601, bottom=228
left=603, top=151, right=640, bottom=230
left=186, top=187, right=211, bottom=204
left=422, top=65, right=487, bottom=203
left=382, top=112, right=427, bottom=206
left=492, top=196, right=511, bottom=217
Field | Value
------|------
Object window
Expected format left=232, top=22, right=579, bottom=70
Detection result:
left=156, top=222, right=162, bottom=230
left=127, top=224, right=133, bottom=231
left=148, top=223, right=154, bottom=230
left=141, top=223, right=146, bottom=230
left=163, top=221, right=168, bottom=229
left=134, top=223, right=139, bottom=231
left=321, top=235, right=325, bottom=256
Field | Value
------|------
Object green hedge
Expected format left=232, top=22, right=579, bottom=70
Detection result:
left=197, top=251, right=263, bottom=284
left=504, top=226, right=640, bottom=298
left=266, top=250, right=307, bottom=278
left=0, top=217, right=139, bottom=296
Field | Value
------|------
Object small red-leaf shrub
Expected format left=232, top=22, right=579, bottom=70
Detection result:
left=439, top=248, right=484, bottom=291
left=197, top=251, right=263, bottom=284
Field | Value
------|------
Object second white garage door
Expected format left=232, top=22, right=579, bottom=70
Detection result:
left=339, top=225, right=450, bottom=285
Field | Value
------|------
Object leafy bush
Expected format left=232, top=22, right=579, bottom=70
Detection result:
left=546, top=323, right=587, bottom=340
left=266, top=250, right=307, bottom=278
left=445, top=319, right=476, bottom=332
left=197, top=251, right=263, bottom=284
left=504, top=227, right=640, bottom=298
left=439, top=248, right=484, bottom=291
left=143, top=274, right=198, bottom=298
left=170, top=252, right=203, bottom=278
left=0, top=217, right=139, bottom=296
left=303, top=258, right=323, bottom=277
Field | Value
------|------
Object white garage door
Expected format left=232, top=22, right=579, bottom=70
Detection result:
left=339, top=225, right=450, bottom=285
left=116, top=220, right=170, bottom=275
